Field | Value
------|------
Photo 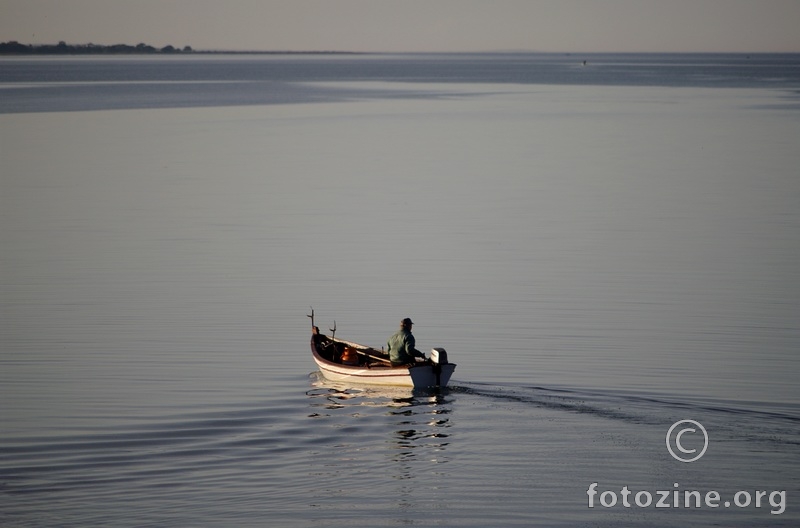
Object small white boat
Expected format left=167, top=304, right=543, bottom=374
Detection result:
left=308, top=311, right=455, bottom=389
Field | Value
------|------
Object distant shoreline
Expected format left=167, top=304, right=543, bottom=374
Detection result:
left=0, top=41, right=362, bottom=56
left=2, top=42, right=796, bottom=57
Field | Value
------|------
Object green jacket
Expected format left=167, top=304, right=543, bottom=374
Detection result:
left=387, top=328, right=424, bottom=365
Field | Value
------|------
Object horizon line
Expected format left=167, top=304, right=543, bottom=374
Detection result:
left=2, top=41, right=799, bottom=56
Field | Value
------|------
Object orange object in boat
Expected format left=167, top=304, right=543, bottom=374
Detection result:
left=341, top=347, right=359, bottom=365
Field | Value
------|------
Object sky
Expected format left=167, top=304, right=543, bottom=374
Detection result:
left=1, top=0, right=799, bottom=53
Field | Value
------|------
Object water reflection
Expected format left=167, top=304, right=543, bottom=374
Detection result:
left=306, top=374, right=453, bottom=512
left=387, top=394, right=451, bottom=463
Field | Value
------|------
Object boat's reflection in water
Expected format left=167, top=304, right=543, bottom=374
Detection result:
left=306, top=373, right=453, bottom=508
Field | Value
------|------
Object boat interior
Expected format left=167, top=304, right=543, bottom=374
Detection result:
left=312, top=328, right=395, bottom=368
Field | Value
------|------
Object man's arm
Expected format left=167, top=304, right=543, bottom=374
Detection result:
left=407, top=334, right=425, bottom=359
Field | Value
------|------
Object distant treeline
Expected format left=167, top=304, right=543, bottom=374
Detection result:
left=0, top=41, right=193, bottom=55
left=0, top=41, right=361, bottom=55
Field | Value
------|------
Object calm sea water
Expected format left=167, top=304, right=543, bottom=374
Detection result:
left=1, top=54, right=799, bottom=526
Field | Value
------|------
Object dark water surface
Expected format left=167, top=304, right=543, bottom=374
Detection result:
left=2, top=52, right=800, bottom=113
left=1, top=54, right=799, bottom=526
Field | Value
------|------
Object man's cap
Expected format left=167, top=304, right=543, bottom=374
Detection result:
left=401, top=318, right=414, bottom=326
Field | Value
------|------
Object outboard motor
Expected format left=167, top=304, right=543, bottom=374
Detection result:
left=430, top=348, right=448, bottom=365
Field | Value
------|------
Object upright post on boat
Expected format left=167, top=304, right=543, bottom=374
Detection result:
left=307, top=307, right=319, bottom=334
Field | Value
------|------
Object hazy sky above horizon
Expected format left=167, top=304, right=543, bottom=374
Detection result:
left=1, top=0, right=799, bottom=53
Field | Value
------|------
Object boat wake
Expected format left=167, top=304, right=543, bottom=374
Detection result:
left=310, top=370, right=800, bottom=427
left=449, top=380, right=800, bottom=450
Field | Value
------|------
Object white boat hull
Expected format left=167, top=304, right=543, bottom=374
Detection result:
left=313, top=354, right=456, bottom=388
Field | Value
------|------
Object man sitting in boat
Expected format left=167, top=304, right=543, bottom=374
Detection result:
left=387, top=318, right=427, bottom=366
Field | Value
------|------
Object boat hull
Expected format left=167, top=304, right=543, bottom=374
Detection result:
left=313, top=354, right=455, bottom=388
left=310, top=335, right=455, bottom=388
